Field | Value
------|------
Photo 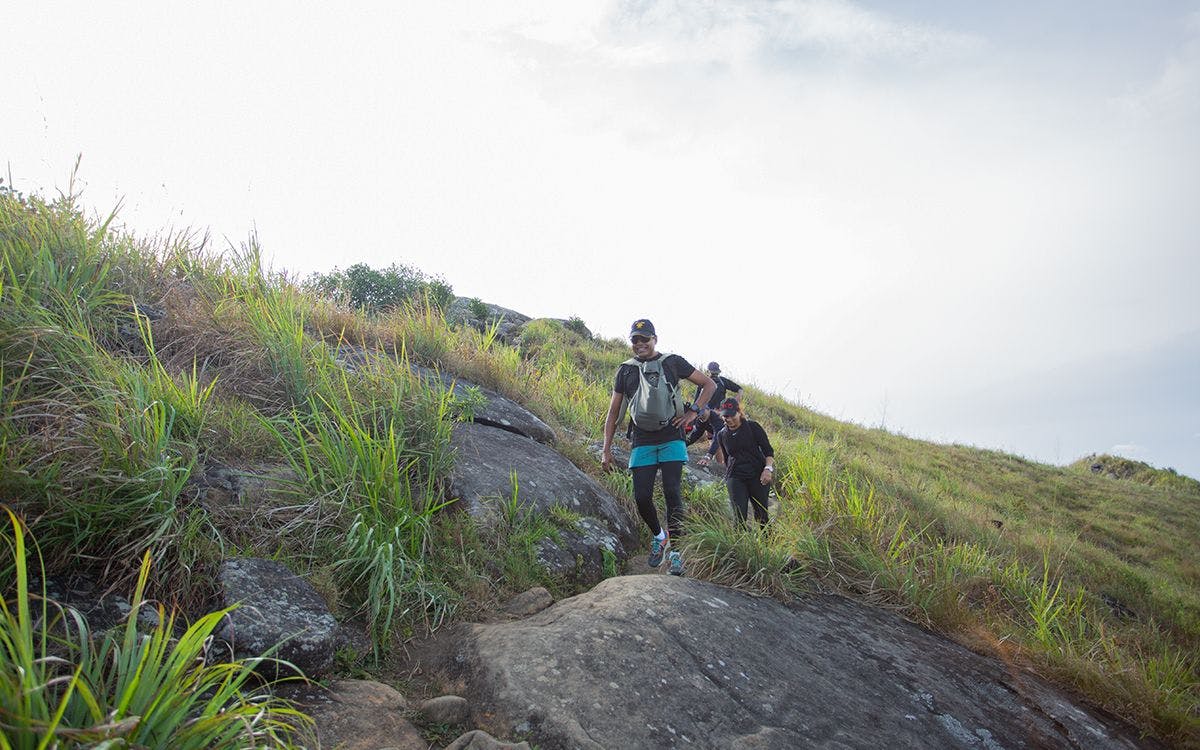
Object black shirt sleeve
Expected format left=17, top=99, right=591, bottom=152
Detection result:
left=665, top=354, right=695, bottom=381
left=753, top=421, right=774, bottom=458
left=708, top=427, right=725, bottom=457
left=725, top=378, right=741, bottom=393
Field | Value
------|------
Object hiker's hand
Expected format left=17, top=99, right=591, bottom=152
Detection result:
left=698, top=456, right=710, bottom=467
left=673, top=411, right=698, bottom=428
left=760, top=468, right=774, bottom=485
left=601, top=449, right=613, bottom=472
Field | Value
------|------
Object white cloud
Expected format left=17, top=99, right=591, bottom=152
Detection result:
left=517, top=0, right=981, bottom=71
left=1119, top=10, right=1200, bottom=118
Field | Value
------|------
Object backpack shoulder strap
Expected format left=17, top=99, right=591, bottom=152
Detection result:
left=616, top=358, right=639, bottom=428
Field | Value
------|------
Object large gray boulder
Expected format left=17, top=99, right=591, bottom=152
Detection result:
left=449, top=423, right=638, bottom=580
left=415, top=365, right=556, bottom=444
left=215, top=557, right=338, bottom=679
left=429, top=575, right=1158, bottom=750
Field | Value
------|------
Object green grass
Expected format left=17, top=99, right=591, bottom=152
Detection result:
left=3, top=180, right=1198, bottom=746
left=0, top=508, right=313, bottom=749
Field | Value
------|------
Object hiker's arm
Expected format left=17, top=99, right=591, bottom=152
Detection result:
left=757, top=423, right=776, bottom=485
left=601, top=391, right=623, bottom=472
left=699, top=430, right=721, bottom=465
left=675, top=370, right=716, bottom=427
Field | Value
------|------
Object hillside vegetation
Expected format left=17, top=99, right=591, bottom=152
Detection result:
left=1, top=183, right=1197, bottom=747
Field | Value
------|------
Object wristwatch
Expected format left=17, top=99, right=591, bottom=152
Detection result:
left=765, top=466, right=774, bottom=473
left=687, top=404, right=700, bottom=414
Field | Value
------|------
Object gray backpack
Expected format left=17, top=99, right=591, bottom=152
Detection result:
left=619, top=356, right=684, bottom=432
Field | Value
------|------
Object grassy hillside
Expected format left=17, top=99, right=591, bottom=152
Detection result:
left=2, top=184, right=1197, bottom=747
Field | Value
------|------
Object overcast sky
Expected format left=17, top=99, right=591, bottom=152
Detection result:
left=7, top=1, right=1199, bottom=477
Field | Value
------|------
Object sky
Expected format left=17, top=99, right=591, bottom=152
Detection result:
left=6, top=1, right=1199, bottom=477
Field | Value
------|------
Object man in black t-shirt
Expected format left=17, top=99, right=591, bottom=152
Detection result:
left=602, top=319, right=716, bottom=576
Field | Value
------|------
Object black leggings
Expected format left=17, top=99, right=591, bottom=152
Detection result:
left=632, top=462, right=684, bottom=538
left=727, top=476, right=770, bottom=528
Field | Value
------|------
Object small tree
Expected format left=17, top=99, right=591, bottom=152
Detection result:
left=467, top=297, right=490, bottom=322
left=306, top=262, right=453, bottom=313
left=565, top=315, right=590, bottom=338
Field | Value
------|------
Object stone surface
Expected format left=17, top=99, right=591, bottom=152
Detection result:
left=534, top=518, right=627, bottom=583
left=38, top=574, right=159, bottom=634
left=418, top=694, right=471, bottom=726
left=328, top=340, right=556, bottom=443
left=188, top=461, right=302, bottom=513
left=287, top=679, right=425, bottom=750
left=415, top=365, right=556, bottom=444
left=504, top=587, right=554, bottom=617
left=449, top=422, right=638, bottom=581
left=447, top=297, right=531, bottom=344
left=215, top=557, right=338, bottom=679
left=109, top=301, right=166, bottom=356
left=444, top=729, right=533, bottom=750
left=427, top=575, right=1160, bottom=750
left=589, top=439, right=631, bottom=472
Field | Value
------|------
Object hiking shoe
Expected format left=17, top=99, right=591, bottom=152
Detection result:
left=668, top=550, right=684, bottom=576
left=648, top=533, right=670, bottom=568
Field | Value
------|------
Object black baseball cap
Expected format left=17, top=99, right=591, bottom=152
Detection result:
left=707, top=361, right=720, bottom=373
left=719, top=398, right=740, bottom=417
left=629, top=319, right=656, bottom=339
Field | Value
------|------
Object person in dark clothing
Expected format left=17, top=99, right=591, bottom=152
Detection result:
left=693, top=362, right=743, bottom=464
left=695, top=361, right=743, bottom=411
left=698, top=398, right=775, bottom=530
left=602, top=319, right=716, bottom=575
left=683, top=402, right=717, bottom=446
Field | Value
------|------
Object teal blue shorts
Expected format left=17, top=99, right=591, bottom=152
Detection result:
left=629, top=440, right=688, bottom=468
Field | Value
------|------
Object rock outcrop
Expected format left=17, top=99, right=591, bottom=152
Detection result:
left=426, top=575, right=1158, bottom=750
left=331, top=341, right=557, bottom=444
left=288, top=679, right=426, bottom=750
left=215, top=557, right=338, bottom=679
left=38, top=573, right=159, bottom=634
left=447, top=297, right=531, bottom=343
left=444, top=730, right=533, bottom=749
left=504, top=587, right=555, bottom=617
left=414, top=365, right=556, bottom=444
left=448, top=423, right=638, bottom=582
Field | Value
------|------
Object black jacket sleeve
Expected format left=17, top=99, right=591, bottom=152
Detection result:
left=708, top=427, right=726, bottom=458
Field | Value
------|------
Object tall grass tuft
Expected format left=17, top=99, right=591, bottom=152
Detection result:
left=0, top=507, right=313, bottom=749
left=262, top=353, right=460, bottom=649
left=1, top=188, right=211, bottom=586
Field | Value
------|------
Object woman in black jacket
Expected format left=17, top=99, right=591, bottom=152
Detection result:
left=698, top=398, right=775, bottom=530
